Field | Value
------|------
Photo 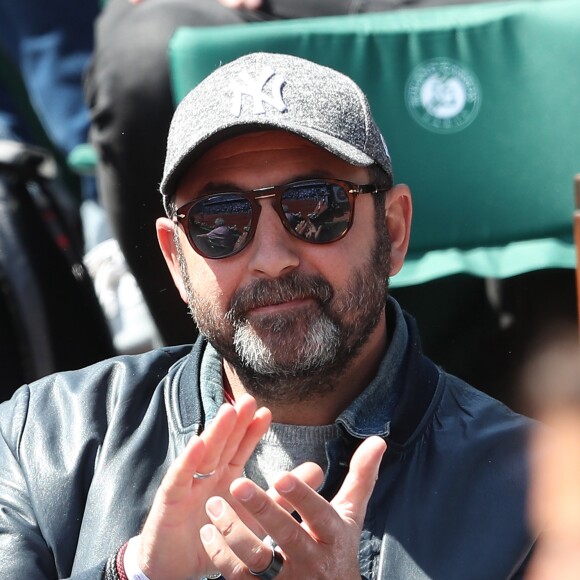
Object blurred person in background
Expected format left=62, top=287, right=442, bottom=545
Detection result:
left=0, top=0, right=121, bottom=399
left=0, top=0, right=104, bottom=244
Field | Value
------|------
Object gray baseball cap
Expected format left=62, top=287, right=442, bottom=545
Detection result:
left=160, top=52, right=392, bottom=214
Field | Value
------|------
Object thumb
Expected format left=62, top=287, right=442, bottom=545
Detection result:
left=331, top=436, right=387, bottom=527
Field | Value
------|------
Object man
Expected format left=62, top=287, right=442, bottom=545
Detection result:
left=196, top=217, right=238, bottom=254
left=0, top=53, right=535, bottom=579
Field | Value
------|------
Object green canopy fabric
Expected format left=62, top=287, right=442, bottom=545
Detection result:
left=169, top=0, right=580, bottom=287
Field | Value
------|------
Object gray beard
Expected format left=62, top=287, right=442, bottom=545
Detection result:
left=175, top=213, right=391, bottom=405
left=232, top=312, right=341, bottom=377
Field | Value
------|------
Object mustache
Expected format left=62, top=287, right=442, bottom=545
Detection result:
left=226, top=272, right=334, bottom=321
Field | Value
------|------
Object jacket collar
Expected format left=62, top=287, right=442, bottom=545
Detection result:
left=336, top=297, right=409, bottom=439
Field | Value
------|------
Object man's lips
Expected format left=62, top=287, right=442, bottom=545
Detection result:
left=245, top=297, right=317, bottom=317
left=227, top=273, right=334, bottom=321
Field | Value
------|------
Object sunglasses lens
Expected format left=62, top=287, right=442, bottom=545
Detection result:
left=187, top=194, right=252, bottom=258
left=181, top=181, right=356, bottom=258
left=281, top=181, right=352, bottom=243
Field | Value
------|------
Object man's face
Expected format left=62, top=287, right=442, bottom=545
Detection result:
left=167, top=130, right=393, bottom=403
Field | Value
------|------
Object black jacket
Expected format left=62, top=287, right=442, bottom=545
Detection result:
left=0, top=309, right=535, bottom=579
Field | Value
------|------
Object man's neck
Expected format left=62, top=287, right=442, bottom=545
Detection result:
left=223, top=314, right=388, bottom=426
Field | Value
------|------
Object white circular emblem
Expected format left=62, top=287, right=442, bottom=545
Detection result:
left=405, top=58, right=481, bottom=133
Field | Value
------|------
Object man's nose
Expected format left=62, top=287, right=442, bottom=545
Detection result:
left=246, top=200, right=300, bottom=278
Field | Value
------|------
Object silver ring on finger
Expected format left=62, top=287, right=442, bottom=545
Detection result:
left=192, top=469, right=216, bottom=480
left=248, top=544, right=284, bottom=580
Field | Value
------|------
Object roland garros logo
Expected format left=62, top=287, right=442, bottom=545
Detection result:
left=405, top=58, right=481, bottom=133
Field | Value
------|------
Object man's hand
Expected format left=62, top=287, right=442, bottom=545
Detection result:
left=200, top=436, right=387, bottom=578
left=138, top=394, right=271, bottom=580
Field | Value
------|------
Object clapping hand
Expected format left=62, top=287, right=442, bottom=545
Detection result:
left=200, top=436, right=387, bottom=579
left=138, top=394, right=271, bottom=579
left=136, top=393, right=386, bottom=579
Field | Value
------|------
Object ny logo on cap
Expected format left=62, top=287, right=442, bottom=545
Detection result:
left=231, top=67, right=287, bottom=117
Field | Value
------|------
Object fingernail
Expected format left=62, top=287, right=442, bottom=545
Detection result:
left=235, top=481, right=254, bottom=502
left=276, top=475, right=295, bottom=493
left=206, top=497, right=224, bottom=518
left=200, top=525, right=215, bottom=543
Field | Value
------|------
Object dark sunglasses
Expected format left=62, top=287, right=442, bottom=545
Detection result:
left=173, top=179, right=388, bottom=260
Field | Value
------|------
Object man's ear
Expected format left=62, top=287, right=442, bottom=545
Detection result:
left=384, top=184, right=412, bottom=277
left=156, top=217, right=190, bottom=304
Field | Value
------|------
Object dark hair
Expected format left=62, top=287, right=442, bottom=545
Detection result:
left=368, top=164, right=393, bottom=210
left=166, top=198, right=177, bottom=218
